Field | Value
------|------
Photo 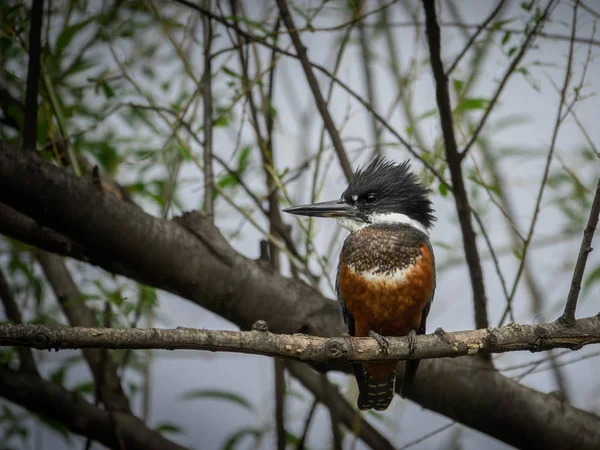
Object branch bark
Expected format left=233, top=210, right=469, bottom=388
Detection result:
left=0, top=316, right=598, bottom=362
left=561, top=178, right=600, bottom=324
left=0, top=365, right=185, bottom=450
left=1, top=147, right=600, bottom=449
left=421, top=0, right=489, bottom=329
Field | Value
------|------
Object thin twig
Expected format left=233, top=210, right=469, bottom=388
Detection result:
left=459, top=1, right=557, bottom=161
left=421, top=0, right=490, bottom=330
left=22, top=0, right=44, bottom=151
left=500, top=0, right=579, bottom=325
left=446, top=0, right=506, bottom=75
left=0, top=268, right=38, bottom=374
left=286, top=361, right=395, bottom=450
left=560, top=178, right=600, bottom=325
left=172, top=0, right=448, bottom=184
left=296, top=398, right=318, bottom=450
left=276, top=0, right=353, bottom=180
left=357, top=10, right=382, bottom=158
left=202, top=2, right=215, bottom=221
left=274, top=358, right=286, bottom=450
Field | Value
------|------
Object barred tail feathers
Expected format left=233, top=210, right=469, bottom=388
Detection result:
left=354, top=362, right=396, bottom=411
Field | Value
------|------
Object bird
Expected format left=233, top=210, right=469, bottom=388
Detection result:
left=284, top=157, right=436, bottom=411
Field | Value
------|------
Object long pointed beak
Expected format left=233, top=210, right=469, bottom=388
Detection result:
left=283, top=199, right=355, bottom=218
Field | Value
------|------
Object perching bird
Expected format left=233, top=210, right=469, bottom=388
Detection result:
left=284, top=158, right=436, bottom=410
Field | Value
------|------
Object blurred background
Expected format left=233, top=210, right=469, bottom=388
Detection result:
left=1, top=0, right=599, bottom=449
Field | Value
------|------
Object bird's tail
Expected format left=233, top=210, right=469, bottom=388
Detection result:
left=354, top=362, right=396, bottom=411
left=400, top=359, right=420, bottom=398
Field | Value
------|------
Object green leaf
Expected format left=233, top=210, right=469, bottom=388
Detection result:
left=455, top=97, right=490, bottom=114
left=182, top=389, right=254, bottom=412
left=452, top=79, right=464, bottom=95
left=154, top=422, right=184, bottom=435
left=35, top=414, right=71, bottom=443
left=55, top=18, right=93, bottom=57
left=438, top=182, right=449, bottom=197
left=583, top=266, right=600, bottom=294
left=237, top=145, right=252, bottom=173
left=468, top=175, right=500, bottom=196
left=72, top=381, right=95, bottom=394
left=221, top=427, right=263, bottom=450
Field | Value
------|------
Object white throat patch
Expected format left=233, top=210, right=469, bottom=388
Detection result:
left=336, top=213, right=428, bottom=235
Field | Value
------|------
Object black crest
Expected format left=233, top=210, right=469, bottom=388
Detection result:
left=341, top=157, right=435, bottom=228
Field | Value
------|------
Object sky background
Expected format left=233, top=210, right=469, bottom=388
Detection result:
left=2, top=1, right=599, bottom=449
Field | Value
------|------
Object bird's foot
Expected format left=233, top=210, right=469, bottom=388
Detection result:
left=368, top=330, right=390, bottom=355
left=434, top=327, right=453, bottom=344
left=408, top=329, right=418, bottom=356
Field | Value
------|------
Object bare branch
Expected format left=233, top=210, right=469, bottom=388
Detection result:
left=37, top=251, right=131, bottom=413
left=274, top=359, right=286, bottom=450
left=22, top=0, right=44, bottom=150
left=561, top=179, right=600, bottom=325
left=0, top=365, right=186, bottom=450
left=357, top=13, right=382, bottom=158
left=286, top=361, right=395, bottom=450
left=460, top=1, right=557, bottom=161
left=1, top=316, right=599, bottom=361
left=276, top=0, right=353, bottom=181
left=202, top=4, right=215, bottom=221
left=2, top=146, right=600, bottom=448
left=446, top=0, right=506, bottom=76
left=502, top=0, right=578, bottom=325
left=421, top=0, right=489, bottom=330
left=0, top=268, right=38, bottom=374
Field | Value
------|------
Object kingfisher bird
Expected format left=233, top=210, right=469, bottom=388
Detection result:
left=284, top=157, right=436, bottom=411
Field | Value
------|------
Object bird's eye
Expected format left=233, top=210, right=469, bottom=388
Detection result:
left=365, top=193, right=377, bottom=204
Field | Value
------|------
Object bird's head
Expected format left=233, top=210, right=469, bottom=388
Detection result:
left=284, top=157, right=435, bottom=235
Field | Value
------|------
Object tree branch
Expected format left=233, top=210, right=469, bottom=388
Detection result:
left=421, top=0, right=489, bottom=329
left=0, top=268, right=38, bottom=374
left=459, top=0, right=557, bottom=161
left=202, top=4, right=215, bottom=221
left=275, top=0, right=353, bottom=181
left=36, top=251, right=131, bottom=413
left=286, top=361, right=395, bottom=450
left=2, top=146, right=600, bottom=448
left=22, top=0, right=44, bottom=150
left=0, top=316, right=598, bottom=361
left=0, top=365, right=185, bottom=450
left=561, top=178, right=600, bottom=325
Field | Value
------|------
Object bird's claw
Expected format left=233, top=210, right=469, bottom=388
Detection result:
left=368, top=330, right=390, bottom=355
left=408, top=329, right=418, bottom=355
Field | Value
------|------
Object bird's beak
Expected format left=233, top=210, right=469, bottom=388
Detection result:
left=283, top=199, right=355, bottom=218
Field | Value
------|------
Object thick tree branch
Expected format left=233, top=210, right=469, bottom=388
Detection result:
left=421, top=0, right=489, bottom=329
left=561, top=178, right=600, bottom=325
left=0, top=365, right=185, bottom=450
left=1, top=147, right=600, bottom=448
left=0, top=316, right=598, bottom=362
